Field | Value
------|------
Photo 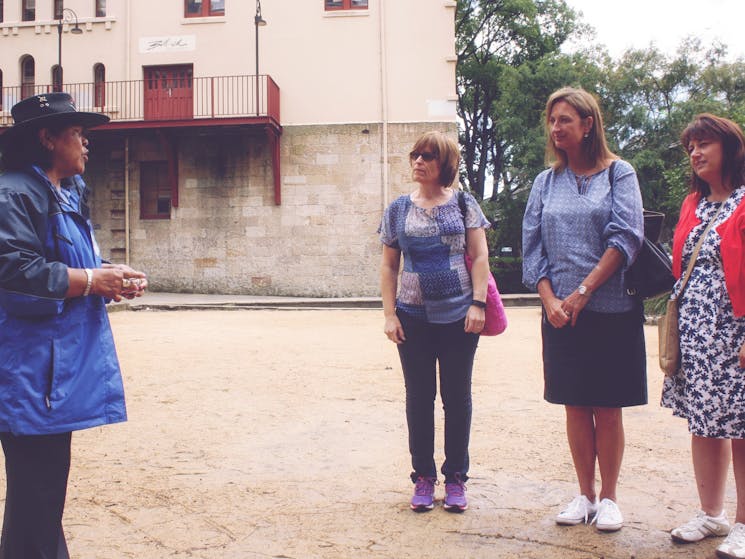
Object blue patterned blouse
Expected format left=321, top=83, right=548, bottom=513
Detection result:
left=379, top=191, right=490, bottom=323
left=522, top=160, right=644, bottom=313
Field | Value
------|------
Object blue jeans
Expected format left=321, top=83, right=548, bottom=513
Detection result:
left=396, top=310, right=479, bottom=483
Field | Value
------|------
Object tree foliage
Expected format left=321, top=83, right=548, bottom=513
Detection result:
left=455, top=0, right=579, bottom=201
left=456, top=1, right=745, bottom=260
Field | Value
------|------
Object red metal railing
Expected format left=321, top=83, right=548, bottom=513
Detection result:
left=0, top=75, right=280, bottom=126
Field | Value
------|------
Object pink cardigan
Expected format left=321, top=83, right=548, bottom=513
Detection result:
left=672, top=192, right=745, bottom=317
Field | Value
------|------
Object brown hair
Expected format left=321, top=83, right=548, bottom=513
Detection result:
left=544, top=86, right=615, bottom=169
left=410, top=131, right=460, bottom=187
left=680, top=113, right=745, bottom=196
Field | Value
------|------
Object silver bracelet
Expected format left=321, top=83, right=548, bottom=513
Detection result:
left=82, top=268, right=93, bottom=296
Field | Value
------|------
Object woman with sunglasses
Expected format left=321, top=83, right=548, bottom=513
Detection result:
left=522, top=87, right=646, bottom=531
left=379, top=131, right=490, bottom=512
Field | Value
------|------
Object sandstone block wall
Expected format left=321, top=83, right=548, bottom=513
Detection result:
left=87, top=122, right=457, bottom=296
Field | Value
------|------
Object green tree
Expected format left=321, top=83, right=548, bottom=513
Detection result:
left=455, top=0, right=578, bottom=200
left=601, top=39, right=745, bottom=233
left=456, top=4, right=745, bottom=291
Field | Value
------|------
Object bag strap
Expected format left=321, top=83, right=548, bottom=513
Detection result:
left=457, top=191, right=469, bottom=254
left=608, top=160, right=617, bottom=187
left=457, top=190, right=467, bottom=224
left=674, top=201, right=725, bottom=299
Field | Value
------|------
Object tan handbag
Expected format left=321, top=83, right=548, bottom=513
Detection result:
left=658, top=298, right=680, bottom=376
left=659, top=203, right=724, bottom=376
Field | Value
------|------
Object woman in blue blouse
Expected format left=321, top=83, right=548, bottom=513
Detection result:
left=380, top=131, right=490, bottom=513
left=522, top=87, right=646, bottom=531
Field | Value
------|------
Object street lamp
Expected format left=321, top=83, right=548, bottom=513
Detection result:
left=255, top=0, right=267, bottom=116
left=56, top=8, right=83, bottom=92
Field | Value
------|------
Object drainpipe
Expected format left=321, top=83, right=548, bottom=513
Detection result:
left=124, top=136, right=130, bottom=265
left=379, top=0, right=389, bottom=210
left=125, top=0, right=131, bottom=81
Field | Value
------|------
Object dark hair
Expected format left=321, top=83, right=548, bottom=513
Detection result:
left=680, top=113, right=745, bottom=196
left=410, top=131, right=460, bottom=187
left=0, top=123, right=69, bottom=172
left=544, top=86, right=615, bottom=170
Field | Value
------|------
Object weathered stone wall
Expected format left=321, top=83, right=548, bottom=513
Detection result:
left=86, top=122, right=457, bottom=296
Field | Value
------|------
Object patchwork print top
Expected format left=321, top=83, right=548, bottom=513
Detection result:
left=379, top=191, right=490, bottom=323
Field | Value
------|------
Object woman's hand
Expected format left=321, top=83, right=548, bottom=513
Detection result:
left=96, top=263, right=148, bottom=301
left=381, top=245, right=404, bottom=344
left=384, top=314, right=406, bottom=344
left=556, top=248, right=623, bottom=326
left=464, top=305, right=485, bottom=334
left=537, top=279, right=570, bottom=328
left=561, top=289, right=591, bottom=327
left=739, top=340, right=745, bottom=369
left=544, top=296, right=572, bottom=328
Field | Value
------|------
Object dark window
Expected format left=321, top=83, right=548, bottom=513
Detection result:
left=21, top=56, right=34, bottom=98
left=95, top=0, right=105, bottom=17
left=53, top=0, right=62, bottom=19
left=52, top=64, right=62, bottom=92
left=22, top=0, right=35, bottom=21
left=140, top=161, right=171, bottom=219
left=0, top=0, right=4, bottom=23
left=325, top=0, right=367, bottom=10
left=93, top=63, right=105, bottom=106
left=209, top=0, right=224, bottom=14
left=185, top=0, right=224, bottom=17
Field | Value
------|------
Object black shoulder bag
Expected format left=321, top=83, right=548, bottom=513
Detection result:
left=606, top=161, right=674, bottom=299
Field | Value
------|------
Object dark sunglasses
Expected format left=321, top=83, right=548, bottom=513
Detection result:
left=409, top=151, right=437, bottom=162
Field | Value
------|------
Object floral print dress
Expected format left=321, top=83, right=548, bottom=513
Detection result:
left=661, top=186, right=745, bottom=438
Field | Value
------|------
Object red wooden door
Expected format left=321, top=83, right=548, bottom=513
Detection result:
left=144, top=65, right=193, bottom=120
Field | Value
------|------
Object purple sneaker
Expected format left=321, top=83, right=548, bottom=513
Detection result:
left=444, top=474, right=467, bottom=512
left=410, top=476, right=437, bottom=512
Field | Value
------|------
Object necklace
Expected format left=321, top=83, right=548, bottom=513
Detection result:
left=574, top=173, right=591, bottom=195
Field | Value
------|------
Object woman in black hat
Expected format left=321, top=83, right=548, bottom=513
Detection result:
left=0, top=93, right=147, bottom=558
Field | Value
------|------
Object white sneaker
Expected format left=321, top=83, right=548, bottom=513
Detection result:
left=556, top=495, right=597, bottom=525
left=592, top=498, right=623, bottom=531
left=671, top=510, right=730, bottom=543
left=717, top=523, right=745, bottom=559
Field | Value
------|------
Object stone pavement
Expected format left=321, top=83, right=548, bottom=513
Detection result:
left=113, top=291, right=541, bottom=311
left=64, top=305, right=716, bottom=558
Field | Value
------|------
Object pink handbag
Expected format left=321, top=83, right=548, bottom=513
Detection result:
left=464, top=254, right=507, bottom=336
left=457, top=191, right=507, bottom=336
left=458, top=191, right=507, bottom=336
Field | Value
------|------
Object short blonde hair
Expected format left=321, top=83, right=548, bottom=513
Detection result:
left=544, top=87, right=615, bottom=169
left=410, top=131, right=460, bottom=187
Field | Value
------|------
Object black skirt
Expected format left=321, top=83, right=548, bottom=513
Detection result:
left=541, top=305, right=647, bottom=407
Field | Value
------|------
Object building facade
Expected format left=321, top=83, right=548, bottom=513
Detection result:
left=0, top=0, right=458, bottom=295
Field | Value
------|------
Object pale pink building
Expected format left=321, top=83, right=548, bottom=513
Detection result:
left=0, top=0, right=457, bottom=295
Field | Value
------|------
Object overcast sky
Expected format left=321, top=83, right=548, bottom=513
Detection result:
left=562, top=0, right=745, bottom=60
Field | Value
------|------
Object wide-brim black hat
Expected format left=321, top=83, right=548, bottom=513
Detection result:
left=0, top=92, right=110, bottom=147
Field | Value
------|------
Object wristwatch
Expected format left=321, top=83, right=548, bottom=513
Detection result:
left=578, top=284, right=591, bottom=297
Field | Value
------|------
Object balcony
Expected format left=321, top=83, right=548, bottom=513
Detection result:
left=0, top=74, right=283, bottom=204
left=0, top=74, right=281, bottom=131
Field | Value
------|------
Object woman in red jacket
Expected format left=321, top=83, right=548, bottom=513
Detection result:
left=662, top=114, right=745, bottom=559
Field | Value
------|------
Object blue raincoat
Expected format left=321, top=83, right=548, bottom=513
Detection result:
left=0, top=167, right=126, bottom=435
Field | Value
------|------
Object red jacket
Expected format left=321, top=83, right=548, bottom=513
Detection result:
left=672, top=192, right=745, bottom=317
